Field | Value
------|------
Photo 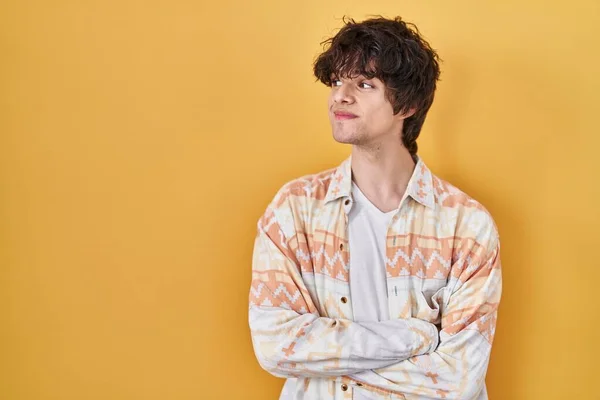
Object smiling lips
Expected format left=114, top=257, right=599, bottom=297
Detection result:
left=333, top=111, right=358, bottom=120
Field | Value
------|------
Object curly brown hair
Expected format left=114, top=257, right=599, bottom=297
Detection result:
left=313, top=16, right=441, bottom=156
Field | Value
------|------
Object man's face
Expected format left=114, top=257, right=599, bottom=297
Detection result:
left=328, top=74, right=405, bottom=147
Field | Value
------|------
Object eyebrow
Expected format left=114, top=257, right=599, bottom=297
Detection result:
left=330, top=73, right=371, bottom=81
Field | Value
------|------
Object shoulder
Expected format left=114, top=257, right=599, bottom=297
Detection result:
left=431, top=173, right=500, bottom=255
left=258, top=164, right=339, bottom=236
left=268, top=166, right=337, bottom=210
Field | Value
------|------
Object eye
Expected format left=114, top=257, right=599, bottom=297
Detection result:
left=331, top=79, right=342, bottom=87
left=359, top=82, right=374, bottom=89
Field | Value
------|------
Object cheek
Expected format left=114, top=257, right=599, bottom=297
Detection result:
left=372, top=103, right=395, bottom=126
left=327, top=95, right=335, bottom=109
left=367, top=107, right=386, bottom=125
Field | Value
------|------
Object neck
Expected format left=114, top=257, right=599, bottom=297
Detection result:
left=350, top=141, right=416, bottom=213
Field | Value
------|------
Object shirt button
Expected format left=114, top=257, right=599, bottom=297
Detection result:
left=341, top=296, right=348, bottom=304
left=356, top=382, right=363, bottom=387
left=344, top=199, right=351, bottom=206
left=341, top=384, right=348, bottom=391
left=339, top=243, right=344, bottom=251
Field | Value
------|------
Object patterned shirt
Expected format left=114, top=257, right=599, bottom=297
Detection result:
left=249, top=154, right=502, bottom=399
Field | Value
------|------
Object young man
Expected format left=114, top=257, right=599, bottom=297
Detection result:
left=249, top=16, right=502, bottom=400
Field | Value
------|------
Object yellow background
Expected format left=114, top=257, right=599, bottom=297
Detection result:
left=1, top=1, right=599, bottom=399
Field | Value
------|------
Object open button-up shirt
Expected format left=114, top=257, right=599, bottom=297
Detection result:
left=249, top=154, right=502, bottom=399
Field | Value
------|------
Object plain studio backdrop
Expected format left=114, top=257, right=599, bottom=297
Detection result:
left=1, top=1, right=599, bottom=399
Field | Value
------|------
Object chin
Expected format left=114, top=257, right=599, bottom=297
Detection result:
left=332, top=133, right=355, bottom=144
left=331, top=127, right=352, bottom=141
left=333, top=129, right=366, bottom=145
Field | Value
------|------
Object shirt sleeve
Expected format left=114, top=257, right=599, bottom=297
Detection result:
left=248, top=198, right=439, bottom=379
left=347, top=225, right=502, bottom=399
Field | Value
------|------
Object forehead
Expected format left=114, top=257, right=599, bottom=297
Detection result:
left=330, top=56, right=379, bottom=78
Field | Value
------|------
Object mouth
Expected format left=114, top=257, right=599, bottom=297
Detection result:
left=333, top=112, right=358, bottom=120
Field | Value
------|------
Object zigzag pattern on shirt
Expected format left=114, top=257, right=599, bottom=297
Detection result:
left=249, top=281, right=304, bottom=310
left=384, top=235, right=496, bottom=281
left=387, top=247, right=452, bottom=279
left=287, top=232, right=350, bottom=282
left=294, top=246, right=349, bottom=279
left=249, top=270, right=311, bottom=313
left=443, top=304, right=499, bottom=344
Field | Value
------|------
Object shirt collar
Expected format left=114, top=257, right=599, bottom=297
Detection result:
left=324, top=154, right=436, bottom=209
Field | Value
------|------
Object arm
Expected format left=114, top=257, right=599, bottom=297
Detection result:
left=347, top=226, right=502, bottom=399
left=248, top=201, right=439, bottom=379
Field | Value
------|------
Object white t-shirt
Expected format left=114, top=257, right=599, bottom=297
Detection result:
left=348, top=182, right=395, bottom=400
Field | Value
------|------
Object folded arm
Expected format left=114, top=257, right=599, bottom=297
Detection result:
left=248, top=204, right=439, bottom=379
left=347, top=227, right=502, bottom=399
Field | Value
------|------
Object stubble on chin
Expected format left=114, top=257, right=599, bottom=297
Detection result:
left=332, top=126, right=369, bottom=146
left=332, top=127, right=386, bottom=156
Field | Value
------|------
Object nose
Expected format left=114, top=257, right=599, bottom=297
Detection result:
left=332, top=82, right=355, bottom=104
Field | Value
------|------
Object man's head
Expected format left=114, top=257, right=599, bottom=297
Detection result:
left=313, top=16, right=441, bottom=156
